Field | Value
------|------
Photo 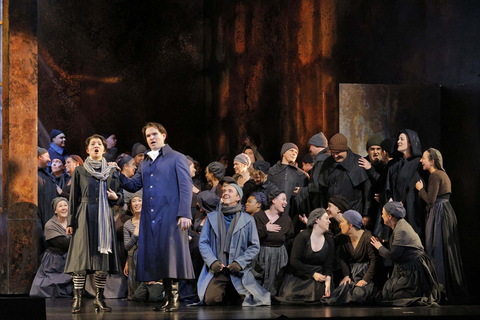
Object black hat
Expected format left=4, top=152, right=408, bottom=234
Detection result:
left=302, top=153, right=313, bottom=164
left=50, top=153, right=65, bottom=165
left=207, top=161, right=226, bottom=180
left=132, top=143, right=147, bottom=158
left=50, top=129, right=63, bottom=141
left=328, top=195, right=350, bottom=213
left=116, top=153, right=133, bottom=170
left=380, top=138, right=396, bottom=156
left=366, top=133, right=384, bottom=150
left=197, top=191, right=220, bottom=213
left=220, top=176, right=236, bottom=185
left=253, top=160, right=270, bottom=174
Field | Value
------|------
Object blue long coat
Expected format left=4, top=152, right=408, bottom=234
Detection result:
left=197, top=210, right=271, bottom=306
left=119, top=144, right=194, bottom=281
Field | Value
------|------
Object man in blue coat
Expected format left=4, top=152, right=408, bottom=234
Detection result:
left=119, top=122, right=194, bottom=312
left=197, top=183, right=270, bottom=306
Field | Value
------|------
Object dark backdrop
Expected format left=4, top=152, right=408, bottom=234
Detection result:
left=37, top=0, right=480, bottom=293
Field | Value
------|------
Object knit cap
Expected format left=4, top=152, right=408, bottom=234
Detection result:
left=280, top=143, right=299, bottom=157
left=329, top=133, right=348, bottom=151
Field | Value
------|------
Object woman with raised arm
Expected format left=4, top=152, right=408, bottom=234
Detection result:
left=416, top=148, right=468, bottom=303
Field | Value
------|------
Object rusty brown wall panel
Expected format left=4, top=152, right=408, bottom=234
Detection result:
left=1, top=0, right=38, bottom=294
left=339, top=84, right=441, bottom=156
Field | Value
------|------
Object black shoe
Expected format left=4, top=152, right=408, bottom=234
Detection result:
left=165, top=281, right=180, bottom=312
left=153, top=279, right=171, bottom=311
left=71, top=289, right=82, bottom=314
left=93, top=288, right=112, bottom=312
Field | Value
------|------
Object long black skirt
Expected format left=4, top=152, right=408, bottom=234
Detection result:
left=376, top=251, right=441, bottom=307
left=425, top=198, right=469, bottom=303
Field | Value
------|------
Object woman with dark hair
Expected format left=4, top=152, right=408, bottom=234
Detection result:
left=65, top=134, right=123, bottom=313
left=252, top=191, right=294, bottom=295
left=276, top=208, right=334, bottom=303
left=323, top=210, right=379, bottom=305
left=205, top=161, right=226, bottom=198
left=123, top=191, right=143, bottom=300
left=30, top=197, right=73, bottom=298
left=57, top=155, right=83, bottom=199
left=385, top=129, right=427, bottom=239
left=416, top=148, right=468, bottom=303
left=371, top=202, right=441, bottom=306
left=244, top=192, right=267, bottom=216
left=243, top=146, right=256, bottom=166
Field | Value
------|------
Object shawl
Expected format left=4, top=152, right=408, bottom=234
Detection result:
left=216, top=203, right=242, bottom=265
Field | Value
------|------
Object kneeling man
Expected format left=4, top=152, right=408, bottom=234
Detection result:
left=197, top=184, right=270, bottom=306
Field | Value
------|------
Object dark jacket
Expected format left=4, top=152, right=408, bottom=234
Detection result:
left=319, top=149, right=371, bottom=216
left=385, top=129, right=427, bottom=240
left=119, top=144, right=195, bottom=281
left=242, top=179, right=280, bottom=204
left=38, top=167, right=58, bottom=229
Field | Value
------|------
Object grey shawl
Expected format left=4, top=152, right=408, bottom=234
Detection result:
left=45, top=214, right=69, bottom=241
left=83, top=156, right=117, bottom=254
left=216, top=203, right=242, bottom=265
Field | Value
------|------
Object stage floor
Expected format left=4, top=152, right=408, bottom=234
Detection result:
left=45, top=298, right=480, bottom=319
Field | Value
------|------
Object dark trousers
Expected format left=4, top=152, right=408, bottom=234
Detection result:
left=204, top=272, right=241, bottom=306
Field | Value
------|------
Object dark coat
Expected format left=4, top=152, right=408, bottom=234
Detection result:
left=119, top=144, right=195, bottom=281
left=268, top=162, right=308, bottom=222
left=64, top=165, right=123, bottom=273
left=319, top=149, right=371, bottom=216
left=38, top=167, right=58, bottom=230
left=364, top=156, right=385, bottom=228
left=385, top=129, right=427, bottom=240
left=296, top=148, right=331, bottom=216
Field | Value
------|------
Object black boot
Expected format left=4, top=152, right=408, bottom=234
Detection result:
left=165, top=281, right=180, bottom=312
left=71, top=289, right=82, bottom=314
left=93, top=288, right=112, bottom=312
left=153, top=280, right=171, bottom=311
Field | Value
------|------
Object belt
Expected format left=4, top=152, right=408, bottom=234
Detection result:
left=81, top=198, right=99, bottom=204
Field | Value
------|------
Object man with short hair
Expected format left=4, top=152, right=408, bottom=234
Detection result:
left=119, top=122, right=194, bottom=312
left=358, top=133, right=385, bottom=230
left=268, top=143, right=308, bottom=230
left=48, top=129, right=69, bottom=165
left=197, top=184, right=270, bottom=306
left=131, top=142, right=147, bottom=168
left=319, top=133, right=371, bottom=225
left=102, top=133, right=118, bottom=162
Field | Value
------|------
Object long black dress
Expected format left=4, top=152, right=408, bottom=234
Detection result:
left=376, top=219, right=441, bottom=306
left=323, top=230, right=379, bottom=305
left=276, top=230, right=334, bottom=303
left=64, top=165, right=123, bottom=274
left=419, top=170, right=469, bottom=303
left=385, top=129, right=427, bottom=240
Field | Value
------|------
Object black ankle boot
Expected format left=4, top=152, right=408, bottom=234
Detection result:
left=153, top=280, right=171, bottom=311
left=93, top=288, right=112, bottom=312
left=71, top=289, right=82, bottom=314
left=165, top=281, right=179, bottom=312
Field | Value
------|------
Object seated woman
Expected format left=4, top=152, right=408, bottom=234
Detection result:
left=370, top=202, right=441, bottom=306
left=30, top=197, right=73, bottom=298
left=323, top=210, right=379, bottom=305
left=123, top=191, right=143, bottom=300
left=252, top=191, right=294, bottom=295
left=244, top=192, right=267, bottom=216
left=276, top=208, right=333, bottom=303
left=416, top=148, right=468, bottom=303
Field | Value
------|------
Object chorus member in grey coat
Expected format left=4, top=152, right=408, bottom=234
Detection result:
left=65, top=134, right=123, bottom=313
left=119, top=122, right=194, bottom=313
left=197, top=184, right=270, bottom=306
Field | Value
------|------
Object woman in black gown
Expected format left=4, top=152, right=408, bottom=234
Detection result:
left=385, top=129, right=427, bottom=240
left=64, top=134, right=123, bottom=313
left=276, top=208, right=334, bottom=303
left=416, top=148, right=469, bottom=303
left=371, top=202, right=441, bottom=306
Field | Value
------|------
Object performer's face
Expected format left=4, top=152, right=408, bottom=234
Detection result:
left=367, top=146, right=382, bottom=163
left=222, top=185, right=240, bottom=206
left=145, top=127, right=166, bottom=151
left=331, top=150, right=347, bottom=163
left=87, top=138, right=106, bottom=160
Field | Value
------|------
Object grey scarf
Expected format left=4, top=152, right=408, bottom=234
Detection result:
left=216, top=203, right=242, bottom=265
left=83, top=156, right=117, bottom=254
left=45, top=214, right=69, bottom=241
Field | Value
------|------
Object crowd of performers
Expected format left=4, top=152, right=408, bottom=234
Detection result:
left=33, top=123, right=469, bottom=313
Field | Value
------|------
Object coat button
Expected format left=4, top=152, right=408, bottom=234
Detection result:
left=151, top=209, right=154, bottom=212
left=151, top=174, right=153, bottom=177
left=152, top=220, right=155, bottom=224
left=150, top=186, right=153, bottom=188
left=150, top=197, right=153, bottom=200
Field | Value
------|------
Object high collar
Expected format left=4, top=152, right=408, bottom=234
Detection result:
left=49, top=142, right=65, bottom=155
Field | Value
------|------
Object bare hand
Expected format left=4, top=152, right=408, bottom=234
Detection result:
left=415, top=180, right=424, bottom=191
left=323, top=285, right=331, bottom=298
left=193, top=185, right=200, bottom=194
left=374, top=193, right=380, bottom=203
left=299, top=214, right=308, bottom=225
left=107, top=188, right=118, bottom=201
left=313, top=272, right=326, bottom=282
left=266, top=221, right=281, bottom=232
left=56, top=185, right=63, bottom=195
left=177, top=217, right=192, bottom=231
left=293, top=187, right=300, bottom=195
left=363, top=216, right=371, bottom=227
left=370, top=236, right=383, bottom=250
left=358, top=158, right=372, bottom=170
left=355, top=280, right=368, bottom=287
left=109, top=162, right=121, bottom=171
left=124, top=261, right=129, bottom=277
left=66, top=227, right=73, bottom=235
left=340, top=276, right=352, bottom=286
